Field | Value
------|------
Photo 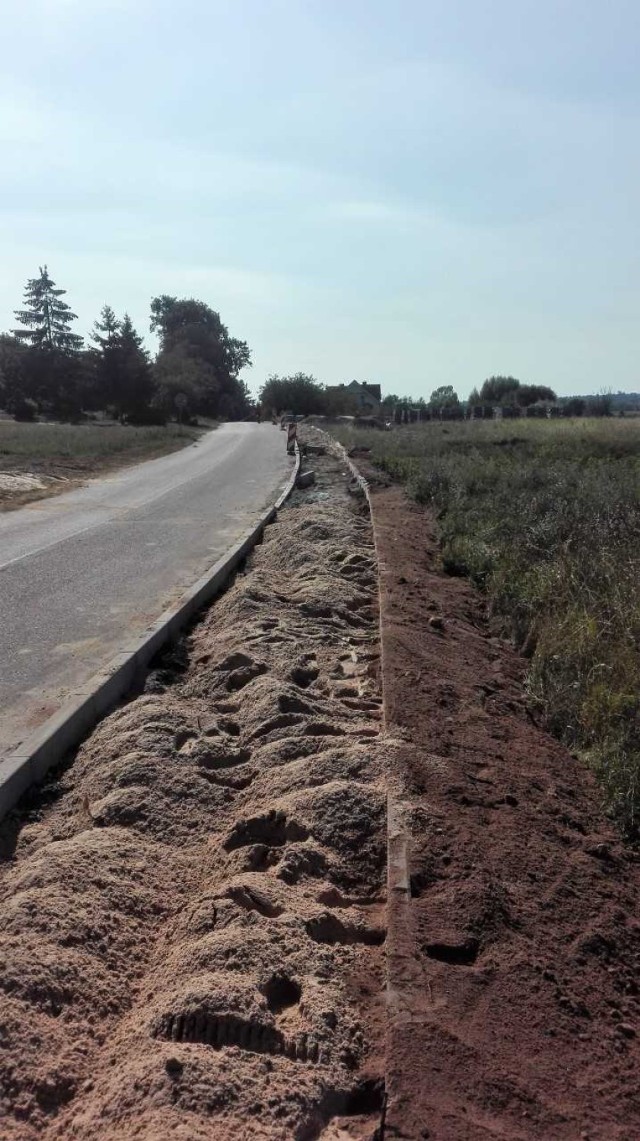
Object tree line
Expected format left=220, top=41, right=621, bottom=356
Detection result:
left=258, top=373, right=361, bottom=418
left=0, top=266, right=253, bottom=422
left=258, top=374, right=558, bottom=420
left=259, top=373, right=614, bottom=420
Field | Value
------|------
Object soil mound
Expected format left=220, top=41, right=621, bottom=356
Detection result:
left=0, top=451, right=386, bottom=1140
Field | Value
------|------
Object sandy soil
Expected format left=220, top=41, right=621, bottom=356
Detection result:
left=0, top=469, right=74, bottom=510
left=0, top=449, right=386, bottom=1139
left=362, top=467, right=640, bottom=1141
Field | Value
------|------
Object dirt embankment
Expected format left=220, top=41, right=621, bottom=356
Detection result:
left=364, top=471, right=640, bottom=1141
left=0, top=450, right=386, bottom=1140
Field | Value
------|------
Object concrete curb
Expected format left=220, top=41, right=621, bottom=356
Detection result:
left=0, top=443, right=300, bottom=820
left=314, top=428, right=413, bottom=1131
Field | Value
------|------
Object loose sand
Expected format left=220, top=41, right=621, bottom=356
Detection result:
left=0, top=449, right=386, bottom=1140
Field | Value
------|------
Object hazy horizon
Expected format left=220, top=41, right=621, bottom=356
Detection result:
left=1, top=0, right=639, bottom=399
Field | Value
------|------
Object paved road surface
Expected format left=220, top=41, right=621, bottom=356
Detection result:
left=0, top=423, right=292, bottom=755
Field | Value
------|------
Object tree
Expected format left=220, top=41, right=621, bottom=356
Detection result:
left=89, top=306, right=154, bottom=420
left=0, top=334, right=29, bottom=415
left=430, top=385, right=459, bottom=408
left=478, top=376, right=556, bottom=407
left=562, top=397, right=585, bottom=417
left=12, top=266, right=84, bottom=417
left=152, top=346, right=218, bottom=419
left=517, top=383, right=556, bottom=407
left=13, top=266, right=83, bottom=352
left=89, top=304, right=122, bottom=411
left=259, top=373, right=326, bottom=416
left=479, top=376, right=521, bottom=404
left=429, top=384, right=461, bottom=420
left=91, top=304, right=120, bottom=350
left=150, top=296, right=251, bottom=419
left=115, top=314, right=155, bottom=420
left=585, top=393, right=612, bottom=417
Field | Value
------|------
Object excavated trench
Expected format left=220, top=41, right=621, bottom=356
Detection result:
left=0, top=447, right=387, bottom=1141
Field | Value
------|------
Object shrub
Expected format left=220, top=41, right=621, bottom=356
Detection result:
left=12, top=396, right=38, bottom=421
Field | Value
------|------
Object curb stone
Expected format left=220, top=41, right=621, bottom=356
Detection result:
left=313, top=427, right=412, bottom=1131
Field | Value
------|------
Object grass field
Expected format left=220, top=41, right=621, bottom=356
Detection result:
left=0, top=420, right=205, bottom=507
left=0, top=420, right=202, bottom=463
left=335, top=417, right=640, bottom=836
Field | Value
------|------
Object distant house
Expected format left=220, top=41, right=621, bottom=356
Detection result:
left=326, top=381, right=382, bottom=416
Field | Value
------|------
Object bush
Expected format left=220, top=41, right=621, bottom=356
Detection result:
left=126, top=408, right=167, bottom=426
left=12, top=396, right=38, bottom=422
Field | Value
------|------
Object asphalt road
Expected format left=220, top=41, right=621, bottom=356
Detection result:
left=0, top=422, right=292, bottom=755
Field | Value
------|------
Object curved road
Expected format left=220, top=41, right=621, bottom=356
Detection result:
left=0, top=423, right=292, bottom=756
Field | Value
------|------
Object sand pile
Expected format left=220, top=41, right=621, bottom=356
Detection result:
left=0, top=450, right=386, bottom=1140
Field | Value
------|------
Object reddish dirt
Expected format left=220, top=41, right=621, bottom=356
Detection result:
left=368, top=476, right=640, bottom=1140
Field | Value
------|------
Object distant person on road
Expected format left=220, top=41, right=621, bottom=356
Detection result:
left=256, top=404, right=262, bottom=424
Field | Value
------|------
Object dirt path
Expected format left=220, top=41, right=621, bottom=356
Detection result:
left=0, top=449, right=386, bottom=1140
left=365, top=471, right=640, bottom=1140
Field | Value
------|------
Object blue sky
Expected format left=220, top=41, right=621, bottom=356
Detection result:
left=1, top=0, right=638, bottom=398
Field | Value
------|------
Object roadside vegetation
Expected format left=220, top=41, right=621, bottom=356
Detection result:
left=0, top=420, right=201, bottom=466
left=334, top=417, right=640, bottom=837
left=0, top=420, right=203, bottom=509
left=0, top=266, right=253, bottom=424
left=257, top=372, right=635, bottom=421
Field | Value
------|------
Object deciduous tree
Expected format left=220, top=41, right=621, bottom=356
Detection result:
left=150, top=296, right=251, bottom=419
left=259, top=373, right=326, bottom=416
left=479, top=376, right=557, bottom=407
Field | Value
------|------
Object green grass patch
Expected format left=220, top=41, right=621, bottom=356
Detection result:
left=334, top=418, right=640, bottom=837
left=0, top=420, right=202, bottom=465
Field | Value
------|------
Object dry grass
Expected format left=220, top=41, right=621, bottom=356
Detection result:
left=334, top=417, right=640, bottom=837
left=0, top=420, right=205, bottom=508
left=0, top=420, right=202, bottom=463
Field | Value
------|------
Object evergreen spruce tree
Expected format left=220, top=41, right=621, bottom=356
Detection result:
left=13, top=266, right=83, bottom=352
left=117, top=314, right=155, bottom=420
left=90, top=304, right=120, bottom=349
left=12, top=266, right=84, bottom=416
left=90, top=304, right=122, bottom=411
left=88, top=307, right=155, bottom=419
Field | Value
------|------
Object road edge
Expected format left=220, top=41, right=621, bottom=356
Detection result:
left=0, top=444, right=300, bottom=820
